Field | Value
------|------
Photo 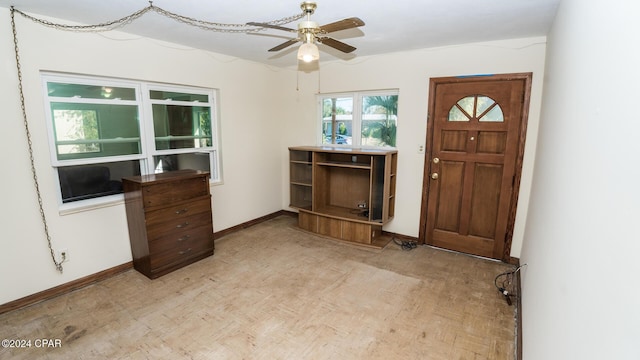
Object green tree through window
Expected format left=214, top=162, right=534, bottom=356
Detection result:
left=53, top=109, right=100, bottom=155
left=319, top=91, right=398, bottom=147
left=363, top=95, right=398, bottom=147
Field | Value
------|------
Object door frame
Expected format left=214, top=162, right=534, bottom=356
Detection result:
left=418, top=73, right=532, bottom=263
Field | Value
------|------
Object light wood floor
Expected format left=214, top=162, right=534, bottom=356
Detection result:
left=0, top=215, right=517, bottom=359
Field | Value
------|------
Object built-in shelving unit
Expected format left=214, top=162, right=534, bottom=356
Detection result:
left=289, top=146, right=397, bottom=248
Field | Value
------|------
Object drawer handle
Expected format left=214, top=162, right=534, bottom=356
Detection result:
left=177, top=235, right=191, bottom=242
left=175, top=208, right=188, bottom=214
left=176, top=222, right=189, bottom=228
left=179, top=248, right=192, bottom=255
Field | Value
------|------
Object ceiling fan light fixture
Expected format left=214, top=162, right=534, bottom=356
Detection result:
left=251, top=1, right=363, bottom=65
left=297, top=42, right=320, bottom=63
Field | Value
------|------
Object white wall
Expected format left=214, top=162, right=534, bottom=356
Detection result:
left=280, top=37, right=548, bottom=258
left=520, top=0, right=640, bottom=358
left=0, top=9, right=286, bottom=305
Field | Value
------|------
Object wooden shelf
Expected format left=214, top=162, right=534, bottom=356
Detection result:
left=315, top=204, right=371, bottom=222
left=316, top=161, right=372, bottom=170
left=291, top=204, right=312, bottom=211
left=290, top=181, right=312, bottom=187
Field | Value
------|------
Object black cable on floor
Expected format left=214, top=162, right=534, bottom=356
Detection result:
left=393, top=237, right=417, bottom=251
left=494, top=264, right=526, bottom=306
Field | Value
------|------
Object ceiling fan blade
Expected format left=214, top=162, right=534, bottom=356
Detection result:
left=268, top=39, right=300, bottom=52
left=317, top=37, right=357, bottom=53
left=246, top=22, right=297, bottom=33
left=319, top=17, right=365, bottom=33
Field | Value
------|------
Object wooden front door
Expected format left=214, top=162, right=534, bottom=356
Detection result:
left=419, top=74, right=531, bottom=261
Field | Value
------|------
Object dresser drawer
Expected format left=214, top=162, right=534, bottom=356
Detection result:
left=146, top=210, right=212, bottom=241
left=149, top=224, right=213, bottom=269
left=142, top=176, right=209, bottom=208
left=145, top=196, right=211, bottom=228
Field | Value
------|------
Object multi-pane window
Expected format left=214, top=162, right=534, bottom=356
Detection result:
left=43, top=73, right=221, bottom=206
left=319, top=90, right=398, bottom=147
left=147, top=87, right=217, bottom=176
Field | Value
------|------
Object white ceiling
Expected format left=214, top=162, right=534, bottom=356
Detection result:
left=1, top=0, right=560, bottom=67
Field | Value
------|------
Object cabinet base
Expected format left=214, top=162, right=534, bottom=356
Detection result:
left=134, top=249, right=214, bottom=279
left=298, top=211, right=392, bottom=249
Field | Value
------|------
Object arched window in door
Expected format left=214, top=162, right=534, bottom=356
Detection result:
left=448, top=95, right=504, bottom=122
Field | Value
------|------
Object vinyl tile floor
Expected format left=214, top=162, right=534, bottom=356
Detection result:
left=0, top=215, right=517, bottom=359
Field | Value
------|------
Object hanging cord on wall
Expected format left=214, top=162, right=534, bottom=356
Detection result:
left=494, top=264, right=527, bottom=306
left=8, top=2, right=307, bottom=273
left=10, top=7, right=64, bottom=273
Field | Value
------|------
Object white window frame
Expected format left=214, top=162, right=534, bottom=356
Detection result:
left=43, top=74, right=147, bottom=168
left=316, top=89, right=399, bottom=148
left=141, top=83, right=222, bottom=180
left=42, top=72, right=222, bottom=213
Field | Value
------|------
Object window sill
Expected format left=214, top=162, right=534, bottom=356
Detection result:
left=58, top=194, right=125, bottom=216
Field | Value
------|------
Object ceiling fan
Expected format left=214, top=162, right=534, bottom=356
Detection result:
left=247, top=1, right=365, bottom=62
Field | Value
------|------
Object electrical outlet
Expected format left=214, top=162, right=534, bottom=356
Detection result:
left=57, top=248, right=69, bottom=262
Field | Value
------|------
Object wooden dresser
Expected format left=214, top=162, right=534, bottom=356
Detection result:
left=122, top=170, right=214, bottom=279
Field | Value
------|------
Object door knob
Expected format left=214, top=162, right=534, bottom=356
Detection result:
left=431, top=173, right=439, bottom=180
